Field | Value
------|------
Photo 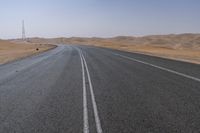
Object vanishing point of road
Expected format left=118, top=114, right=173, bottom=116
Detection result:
left=0, top=45, right=200, bottom=133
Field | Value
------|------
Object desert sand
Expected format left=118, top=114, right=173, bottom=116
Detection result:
left=0, top=40, right=55, bottom=64
left=26, top=34, right=200, bottom=64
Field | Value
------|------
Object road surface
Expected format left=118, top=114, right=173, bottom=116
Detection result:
left=0, top=44, right=200, bottom=133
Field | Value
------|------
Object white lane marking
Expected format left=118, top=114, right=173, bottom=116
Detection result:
left=114, top=53, right=200, bottom=82
left=79, top=51, right=89, bottom=133
left=81, top=52, right=103, bottom=133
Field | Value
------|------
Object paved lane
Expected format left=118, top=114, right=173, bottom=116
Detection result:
left=79, top=45, right=200, bottom=133
left=0, top=44, right=200, bottom=133
left=0, top=45, right=83, bottom=132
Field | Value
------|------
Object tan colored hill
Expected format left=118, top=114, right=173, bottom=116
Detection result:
left=0, top=40, right=55, bottom=64
left=26, top=34, right=200, bottom=50
left=26, top=34, right=200, bottom=64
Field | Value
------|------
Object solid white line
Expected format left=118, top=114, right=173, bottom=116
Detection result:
left=79, top=50, right=89, bottom=133
left=114, top=53, right=200, bottom=82
left=81, top=52, right=103, bottom=133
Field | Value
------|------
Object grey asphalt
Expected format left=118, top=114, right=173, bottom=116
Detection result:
left=0, top=44, right=200, bottom=133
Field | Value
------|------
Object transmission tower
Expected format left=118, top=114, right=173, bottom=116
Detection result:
left=22, top=20, right=26, bottom=40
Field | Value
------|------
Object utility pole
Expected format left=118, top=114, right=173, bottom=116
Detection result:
left=22, top=20, right=26, bottom=40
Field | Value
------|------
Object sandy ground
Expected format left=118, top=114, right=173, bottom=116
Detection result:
left=0, top=40, right=56, bottom=64
left=12, top=34, right=200, bottom=64
left=95, top=44, right=200, bottom=64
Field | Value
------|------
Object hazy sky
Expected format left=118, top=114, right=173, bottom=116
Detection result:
left=1, top=0, right=200, bottom=39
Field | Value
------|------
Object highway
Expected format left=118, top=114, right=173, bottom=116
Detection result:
left=0, top=44, right=200, bottom=133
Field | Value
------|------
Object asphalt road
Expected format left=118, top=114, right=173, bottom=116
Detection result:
left=0, top=44, right=200, bottom=133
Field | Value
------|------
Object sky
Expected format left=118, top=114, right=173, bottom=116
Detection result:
left=0, top=0, right=200, bottom=39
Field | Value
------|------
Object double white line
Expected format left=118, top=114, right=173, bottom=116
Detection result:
left=78, top=49, right=103, bottom=133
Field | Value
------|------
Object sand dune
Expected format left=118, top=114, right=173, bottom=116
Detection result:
left=25, top=34, right=200, bottom=64
left=25, top=34, right=200, bottom=49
